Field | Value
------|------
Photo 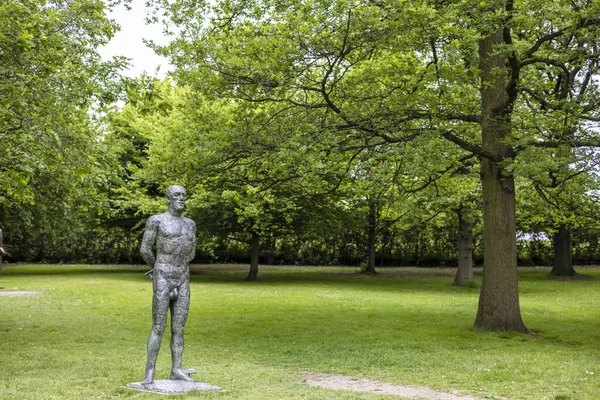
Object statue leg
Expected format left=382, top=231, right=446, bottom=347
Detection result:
left=169, top=280, right=194, bottom=382
left=142, top=278, right=169, bottom=385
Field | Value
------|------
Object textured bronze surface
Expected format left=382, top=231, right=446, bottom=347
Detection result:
left=139, top=185, right=197, bottom=385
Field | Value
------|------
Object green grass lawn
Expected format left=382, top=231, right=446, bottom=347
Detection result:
left=0, top=264, right=598, bottom=399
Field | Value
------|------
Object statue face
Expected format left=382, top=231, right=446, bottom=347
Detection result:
left=166, top=186, right=187, bottom=212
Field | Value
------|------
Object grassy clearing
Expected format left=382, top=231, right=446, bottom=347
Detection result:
left=0, top=264, right=598, bottom=400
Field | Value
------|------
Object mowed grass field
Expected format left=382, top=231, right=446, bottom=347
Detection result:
left=0, top=264, right=598, bottom=400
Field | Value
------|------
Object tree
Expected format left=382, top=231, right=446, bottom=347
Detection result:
left=339, top=147, right=407, bottom=274
left=0, top=0, right=125, bottom=206
left=426, top=159, right=481, bottom=286
left=508, top=7, right=600, bottom=277
left=0, top=0, right=127, bottom=261
left=130, top=80, right=345, bottom=279
left=0, top=228, right=5, bottom=277
left=441, top=0, right=599, bottom=331
left=150, top=0, right=600, bottom=331
left=97, top=76, right=173, bottom=263
left=516, top=159, right=600, bottom=276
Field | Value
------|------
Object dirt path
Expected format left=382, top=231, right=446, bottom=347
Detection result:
left=303, top=373, right=490, bottom=400
left=0, top=291, right=40, bottom=297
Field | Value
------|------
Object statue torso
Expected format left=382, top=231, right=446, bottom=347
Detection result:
left=154, top=213, right=195, bottom=266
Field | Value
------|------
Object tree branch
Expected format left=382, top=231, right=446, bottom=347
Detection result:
left=529, top=139, right=600, bottom=149
left=441, top=130, right=504, bottom=162
left=520, top=57, right=570, bottom=73
left=523, top=28, right=572, bottom=59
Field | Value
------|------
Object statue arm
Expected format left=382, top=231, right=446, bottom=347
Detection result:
left=186, top=220, right=196, bottom=264
left=140, top=216, right=160, bottom=268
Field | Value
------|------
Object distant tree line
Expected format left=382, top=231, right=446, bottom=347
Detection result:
left=5, top=202, right=600, bottom=268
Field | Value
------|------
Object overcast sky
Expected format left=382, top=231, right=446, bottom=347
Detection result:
left=99, top=0, right=172, bottom=77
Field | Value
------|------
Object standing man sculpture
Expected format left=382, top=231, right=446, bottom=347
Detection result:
left=140, top=185, right=196, bottom=386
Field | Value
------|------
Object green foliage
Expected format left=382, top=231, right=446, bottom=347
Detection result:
left=148, top=0, right=600, bottom=331
left=0, top=0, right=126, bottom=206
left=152, top=0, right=600, bottom=206
left=4, top=0, right=600, bottom=272
left=0, top=0, right=128, bottom=262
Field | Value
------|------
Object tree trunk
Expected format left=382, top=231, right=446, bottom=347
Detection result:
left=454, top=209, right=474, bottom=286
left=474, top=27, right=527, bottom=333
left=245, top=232, right=259, bottom=281
left=362, top=201, right=377, bottom=274
left=0, top=228, right=4, bottom=278
left=551, top=225, right=576, bottom=276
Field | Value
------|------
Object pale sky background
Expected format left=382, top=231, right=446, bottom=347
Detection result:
left=99, top=0, right=172, bottom=77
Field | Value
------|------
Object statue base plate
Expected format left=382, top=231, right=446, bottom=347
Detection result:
left=126, top=380, right=222, bottom=394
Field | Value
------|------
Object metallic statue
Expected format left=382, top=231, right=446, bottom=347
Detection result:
left=140, top=185, right=196, bottom=386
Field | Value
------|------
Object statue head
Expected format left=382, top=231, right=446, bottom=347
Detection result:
left=166, top=185, right=187, bottom=214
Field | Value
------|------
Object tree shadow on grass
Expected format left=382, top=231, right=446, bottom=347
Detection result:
left=5, top=264, right=596, bottom=297
left=185, top=265, right=487, bottom=298
left=1, top=264, right=474, bottom=295
left=1, top=264, right=147, bottom=277
left=1, top=264, right=477, bottom=296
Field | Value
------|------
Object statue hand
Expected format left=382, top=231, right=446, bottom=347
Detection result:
left=144, top=269, right=154, bottom=281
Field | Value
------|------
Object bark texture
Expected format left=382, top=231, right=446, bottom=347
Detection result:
left=245, top=232, right=259, bottom=281
left=0, top=228, right=4, bottom=278
left=454, top=210, right=473, bottom=286
left=474, top=27, right=527, bottom=332
left=363, top=201, right=378, bottom=275
left=551, top=225, right=577, bottom=276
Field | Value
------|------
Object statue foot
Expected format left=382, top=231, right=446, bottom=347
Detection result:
left=142, top=368, right=155, bottom=386
left=141, top=379, right=154, bottom=387
left=170, top=369, right=195, bottom=382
